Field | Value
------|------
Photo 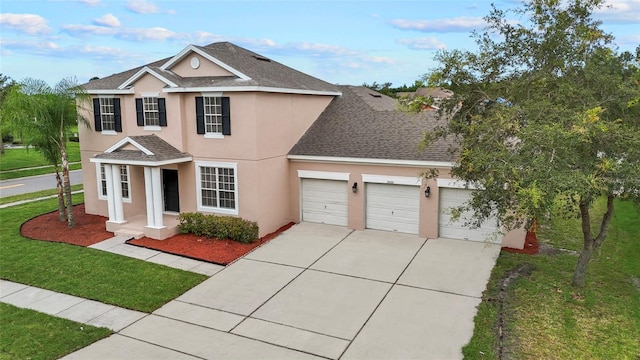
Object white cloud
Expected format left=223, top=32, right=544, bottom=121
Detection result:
left=596, top=0, right=640, bottom=23
left=116, top=27, right=180, bottom=41
left=93, top=13, right=120, bottom=28
left=397, top=37, right=446, bottom=50
left=390, top=17, right=486, bottom=32
left=0, top=38, right=59, bottom=54
left=61, top=24, right=117, bottom=36
left=0, top=13, right=52, bottom=35
left=79, top=0, right=102, bottom=6
left=126, top=0, right=174, bottom=15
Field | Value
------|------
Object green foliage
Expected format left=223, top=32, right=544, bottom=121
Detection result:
left=362, top=80, right=425, bottom=97
left=178, top=212, right=259, bottom=243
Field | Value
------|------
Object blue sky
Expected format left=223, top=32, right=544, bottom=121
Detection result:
left=1, top=0, right=638, bottom=87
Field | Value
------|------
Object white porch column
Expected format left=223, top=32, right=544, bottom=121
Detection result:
left=104, top=164, right=116, bottom=222
left=111, top=164, right=125, bottom=223
left=144, top=167, right=156, bottom=228
left=151, top=167, right=164, bottom=228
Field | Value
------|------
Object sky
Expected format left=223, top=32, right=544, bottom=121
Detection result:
left=1, top=0, right=639, bottom=87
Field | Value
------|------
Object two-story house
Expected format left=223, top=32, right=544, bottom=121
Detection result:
left=80, top=42, right=525, bottom=249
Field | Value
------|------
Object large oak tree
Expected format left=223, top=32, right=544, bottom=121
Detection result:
left=416, top=0, right=640, bottom=287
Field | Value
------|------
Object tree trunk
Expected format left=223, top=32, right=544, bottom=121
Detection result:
left=60, top=140, right=74, bottom=227
left=572, top=195, right=615, bottom=287
left=55, top=166, right=65, bottom=222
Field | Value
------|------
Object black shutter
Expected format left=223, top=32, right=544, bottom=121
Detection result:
left=158, top=98, right=167, bottom=127
left=195, top=97, right=205, bottom=134
left=221, top=97, right=231, bottom=135
left=135, top=98, right=144, bottom=126
left=93, top=98, right=102, bottom=132
left=114, top=98, right=122, bottom=132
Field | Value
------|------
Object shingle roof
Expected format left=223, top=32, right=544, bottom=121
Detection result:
left=288, top=86, right=457, bottom=162
left=93, top=134, right=192, bottom=164
left=83, top=42, right=339, bottom=93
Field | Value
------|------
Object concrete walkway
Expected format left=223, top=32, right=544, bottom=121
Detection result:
left=59, top=223, right=501, bottom=360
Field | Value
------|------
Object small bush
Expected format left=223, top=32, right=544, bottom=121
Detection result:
left=178, top=212, right=259, bottom=243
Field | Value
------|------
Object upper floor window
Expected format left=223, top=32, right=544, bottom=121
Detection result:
left=136, top=97, right=167, bottom=129
left=196, top=96, right=231, bottom=137
left=92, top=97, right=122, bottom=133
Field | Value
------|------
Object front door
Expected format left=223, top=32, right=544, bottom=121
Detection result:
left=162, top=169, right=180, bottom=212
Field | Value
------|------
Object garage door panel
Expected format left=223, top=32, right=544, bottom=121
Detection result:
left=439, top=188, right=499, bottom=242
left=301, top=179, right=348, bottom=226
left=366, top=183, right=420, bottom=234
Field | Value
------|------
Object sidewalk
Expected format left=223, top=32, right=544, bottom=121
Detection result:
left=0, top=279, right=147, bottom=332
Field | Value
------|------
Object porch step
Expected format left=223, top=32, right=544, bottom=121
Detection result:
left=113, top=229, right=145, bottom=239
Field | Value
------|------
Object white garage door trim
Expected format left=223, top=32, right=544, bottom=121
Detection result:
left=439, top=187, right=500, bottom=242
left=365, top=182, right=420, bottom=234
left=300, top=178, right=348, bottom=226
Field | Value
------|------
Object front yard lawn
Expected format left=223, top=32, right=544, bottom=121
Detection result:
left=0, top=195, right=207, bottom=313
left=463, top=199, right=640, bottom=359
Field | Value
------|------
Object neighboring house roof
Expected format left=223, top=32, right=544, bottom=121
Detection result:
left=288, top=85, right=456, bottom=163
left=83, top=42, right=339, bottom=95
left=90, top=134, right=192, bottom=166
left=396, top=87, right=454, bottom=99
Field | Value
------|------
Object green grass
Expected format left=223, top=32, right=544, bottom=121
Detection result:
left=0, top=163, right=83, bottom=180
left=463, top=199, right=640, bottom=359
left=0, top=195, right=207, bottom=313
left=0, top=303, right=111, bottom=360
left=0, top=142, right=81, bottom=171
left=0, top=184, right=83, bottom=206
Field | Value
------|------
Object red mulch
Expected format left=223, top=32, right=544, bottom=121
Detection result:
left=127, top=222, right=295, bottom=265
left=20, top=204, right=294, bottom=265
left=501, top=230, right=539, bottom=255
left=20, top=204, right=114, bottom=247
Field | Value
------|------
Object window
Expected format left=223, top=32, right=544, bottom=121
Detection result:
left=196, top=161, right=238, bottom=214
left=100, top=98, right=115, bottom=131
left=97, top=164, right=131, bottom=202
left=195, top=96, right=231, bottom=137
left=92, top=97, right=121, bottom=133
left=136, top=97, right=166, bottom=128
left=204, top=97, right=223, bottom=135
left=143, top=97, right=159, bottom=126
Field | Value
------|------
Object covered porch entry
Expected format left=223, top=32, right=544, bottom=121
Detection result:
left=90, top=134, right=192, bottom=240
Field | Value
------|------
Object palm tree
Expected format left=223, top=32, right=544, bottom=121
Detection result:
left=1, top=77, right=90, bottom=227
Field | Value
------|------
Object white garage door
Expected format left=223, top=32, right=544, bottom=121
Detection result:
left=301, top=178, right=348, bottom=226
left=366, top=183, right=420, bottom=234
left=439, top=188, right=499, bottom=242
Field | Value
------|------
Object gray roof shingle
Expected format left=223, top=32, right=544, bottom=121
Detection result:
left=93, top=134, right=192, bottom=164
left=83, top=42, right=338, bottom=93
left=289, top=85, right=456, bottom=163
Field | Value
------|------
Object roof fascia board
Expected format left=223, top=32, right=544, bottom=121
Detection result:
left=117, top=66, right=178, bottom=90
left=89, top=156, right=193, bottom=167
left=104, top=137, right=154, bottom=155
left=287, top=155, right=454, bottom=168
left=160, top=44, right=251, bottom=81
left=86, top=89, right=135, bottom=95
left=163, top=86, right=342, bottom=96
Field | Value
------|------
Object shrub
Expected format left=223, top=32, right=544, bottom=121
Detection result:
left=178, top=212, right=259, bottom=243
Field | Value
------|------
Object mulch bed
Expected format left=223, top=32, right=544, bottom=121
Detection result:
left=20, top=204, right=114, bottom=247
left=20, top=204, right=294, bottom=265
left=501, top=230, right=539, bottom=255
left=127, top=222, right=295, bottom=265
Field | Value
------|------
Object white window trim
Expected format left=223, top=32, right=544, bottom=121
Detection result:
left=362, top=174, right=421, bottom=186
left=143, top=125, right=161, bottom=131
left=204, top=133, right=224, bottom=139
left=98, top=97, right=116, bottom=133
left=101, top=130, right=117, bottom=136
left=201, top=94, right=224, bottom=137
left=297, top=170, right=350, bottom=181
left=195, top=160, right=238, bottom=215
left=96, top=163, right=132, bottom=203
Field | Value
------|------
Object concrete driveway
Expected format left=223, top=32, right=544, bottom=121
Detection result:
left=64, top=222, right=500, bottom=360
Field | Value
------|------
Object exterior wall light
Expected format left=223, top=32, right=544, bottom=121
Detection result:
left=424, top=186, right=431, bottom=198
left=352, top=182, right=358, bottom=193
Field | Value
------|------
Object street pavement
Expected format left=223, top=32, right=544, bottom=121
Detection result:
left=0, top=169, right=83, bottom=197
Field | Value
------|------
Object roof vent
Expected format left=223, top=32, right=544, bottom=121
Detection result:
left=369, top=93, right=382, bottom=98
left=252, top=55, right=271, bottom=62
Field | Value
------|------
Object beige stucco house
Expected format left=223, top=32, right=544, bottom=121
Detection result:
left=79, top=42, right=525, bottom=249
